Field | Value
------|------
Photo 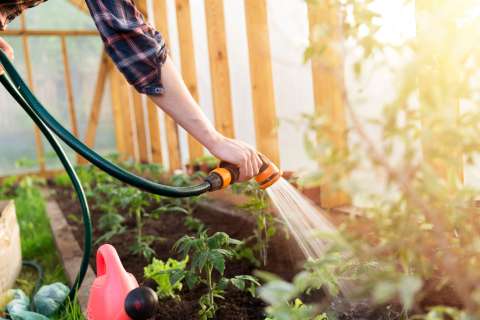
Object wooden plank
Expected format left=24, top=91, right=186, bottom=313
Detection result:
left=131, top=89, right=149, bottom=163
left=204, top=0, right=235, bottom=138
left=82, top=52, right=110, bottom=164
left=174, top=0, right=204, bottom=161
left=110, top=65, right=137, bottom=161
left=1, top=30, right=97, bottom=37
left=152, top=0, right=181, bottom=170
left=110, top=68, right=127, bottom=158
left=244, top=0, right=280, bottom=164
left=146, top=99, right=163, bottom=164
left=60, top=36, right=81, bottom=163
left=307, top=1, right=350, bottom=208
left=20, top=15, right=46, bottom=172
left=0, top=169, right=64, bottom=183
left=416, top=1, right=463, bottom=182
left=141, top=0, right=163, bottom=165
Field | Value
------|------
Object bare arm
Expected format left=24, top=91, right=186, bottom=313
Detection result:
left=150, top=57, right=262, bottom=181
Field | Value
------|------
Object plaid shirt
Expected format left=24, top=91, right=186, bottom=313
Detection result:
left=0, top=0, right=167, bottom=95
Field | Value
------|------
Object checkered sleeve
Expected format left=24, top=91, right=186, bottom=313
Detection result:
left=85, top=0, right=167, bottom=96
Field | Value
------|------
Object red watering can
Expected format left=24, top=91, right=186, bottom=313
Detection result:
left=87, top=244, right=159, bottom=320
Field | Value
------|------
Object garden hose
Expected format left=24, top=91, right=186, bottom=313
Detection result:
left=21, top=260, right=45, bottom=307
left=0, top=72, right=92, bottom=303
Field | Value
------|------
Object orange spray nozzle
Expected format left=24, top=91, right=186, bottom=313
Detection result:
left=205, top=155, right=282, bottom=191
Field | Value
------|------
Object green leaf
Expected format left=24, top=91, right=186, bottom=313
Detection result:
left=209, top=251, right=226, bottom=275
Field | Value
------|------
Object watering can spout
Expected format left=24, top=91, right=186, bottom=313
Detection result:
left=87, top=244, right=139, bottom=320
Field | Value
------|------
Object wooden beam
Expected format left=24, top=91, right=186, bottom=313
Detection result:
left=307, top=2, right=350, bottom=208
left=174, top=0, right=204, bottom=162
left=151, top=0, right=181, bottom=170
left=132, top=89, right=149, bottom=163
left=120, top=76, right=137, bottom=161
left=0, top=169, right=64, bottom=183
left=141, top=0, right=163, bottom=165
left=83, top=52, right=110, bottom=157
left=204, top=0, right=235, bottom=138
left=1, top=30, right=98, bottom=37
left=244, top=0, right=280, bottom=164
left=20, top=15, right=46, bottom=172
left=146, top=99, right=163, bottom=164
left=60, top=36, right=81, bottom=163
left=110, top=68, right=127, bottom=158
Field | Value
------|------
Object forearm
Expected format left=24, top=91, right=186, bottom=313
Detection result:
left=149, top=56, right=221, bottom=151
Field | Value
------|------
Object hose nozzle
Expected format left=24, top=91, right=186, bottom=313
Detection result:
left=205, top=155, right=282, bottom=192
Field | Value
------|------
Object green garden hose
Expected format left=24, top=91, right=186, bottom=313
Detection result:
left=0, top=71, right=92, bottom=302
left=0, top=49, right=214, bottom=303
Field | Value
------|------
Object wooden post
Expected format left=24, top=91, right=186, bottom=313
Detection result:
left=244, top=0, right=280, bottom=164
left=20, top=15, right=46, bottom=172
left=307, top=1, right=350, bottom=208
left=416, top=1, right=463, bottom=182
left=60, top=36, right=81, bottom=163
left=174, top=0, right=204, bottom=161
left=204, top=0, right=235, bottom=138
left=110, top=68, right=127, bottom=158
left=118, top=75, right=137, bottom=161
left=132, top=89, right=149, bottom=163
left=143, top=0, right=164, bottom=165
left=82, top=52, right=110, bottom=164
left=151, top=0, right=181, bottom=170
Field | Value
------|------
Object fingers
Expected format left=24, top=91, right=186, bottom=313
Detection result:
left=0, top=37, right=14, bottom=60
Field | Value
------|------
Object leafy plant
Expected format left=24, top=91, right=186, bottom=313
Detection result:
left=232, top=181, right=277, bottom=266
left=116, top=187, right=154, bottom=260
left=144, top=256, right=189, bottom=299
left=257, top=270, right=329, bottom=320
left=300, top=0, right=480, bottom=315
left=174, top=231, right=260, bottom=319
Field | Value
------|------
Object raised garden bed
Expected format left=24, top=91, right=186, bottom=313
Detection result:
left=49, top=176, right=305, bottom=320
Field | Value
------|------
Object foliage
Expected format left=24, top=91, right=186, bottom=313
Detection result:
left=193, top=155, right=219, bottom=168
left=257, top=269, right=330, bottom=320
left=232, top=181, right=277, bottom=266
left=144, top=256, right=189, bottom=300
left=174, top=231, right=259, bottom=319
left=301, top=0, right=480, bottom=316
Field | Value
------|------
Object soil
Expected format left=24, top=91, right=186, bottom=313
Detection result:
left=49, top=184, right=304, bottom=320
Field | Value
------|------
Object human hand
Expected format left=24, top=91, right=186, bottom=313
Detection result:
left=0, top=37, right=14, bottom=74
left=207, top=134, right=262, bottom=182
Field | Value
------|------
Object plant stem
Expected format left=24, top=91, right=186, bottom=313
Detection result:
left=136, top=209, right=142, bottom=243
left=207, top=265, right=214, bottom=307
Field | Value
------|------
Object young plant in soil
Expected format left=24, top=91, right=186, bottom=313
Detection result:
left=232, top=181, right=277, bottom=266
left=118, top=187, right=155, bottom=260
left=144, top=256, right=189, bottom=300
left=174, top=231, right=260, bottom=320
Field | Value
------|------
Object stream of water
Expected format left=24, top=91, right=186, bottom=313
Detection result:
left=267, top=177, right=338, bottom=260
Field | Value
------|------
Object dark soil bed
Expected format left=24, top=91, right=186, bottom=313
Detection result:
left=50, top=184, right=303, bottom=320
left=48, top=182, right=424, bottom=320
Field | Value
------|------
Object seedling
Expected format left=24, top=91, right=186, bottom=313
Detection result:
left=174, top=231, right=259, bottom=319
left=232, top=181, right=277, bottom=266
left=144, top=256, right=189, bottom=299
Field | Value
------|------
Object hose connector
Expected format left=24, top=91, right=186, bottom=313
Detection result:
left=205, top=155, right=282, bottom=191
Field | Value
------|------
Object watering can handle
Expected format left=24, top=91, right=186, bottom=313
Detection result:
left=96, top=244, right=125, bottom=278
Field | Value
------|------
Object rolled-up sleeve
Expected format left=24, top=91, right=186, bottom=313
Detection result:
left=85, top=0, right=167, bottom=95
